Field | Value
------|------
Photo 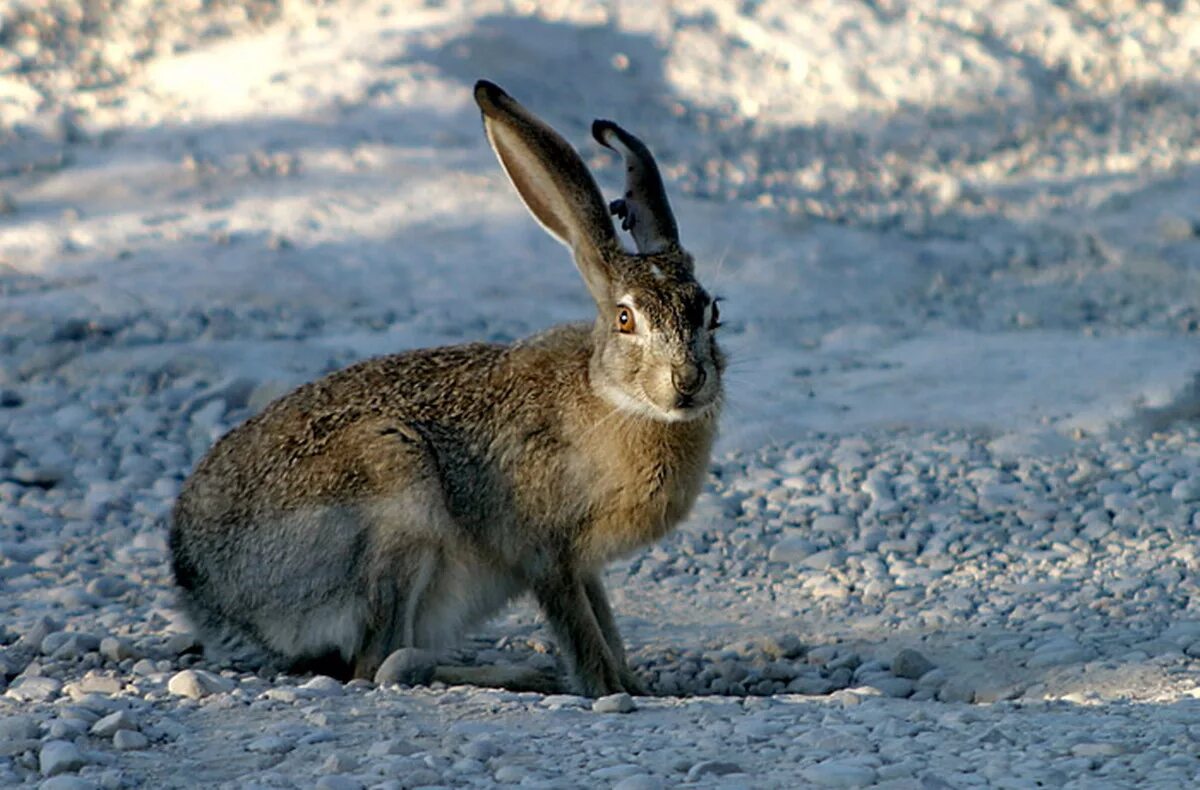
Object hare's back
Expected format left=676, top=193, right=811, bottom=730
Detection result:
left=174, top=342, right=511, bottom=530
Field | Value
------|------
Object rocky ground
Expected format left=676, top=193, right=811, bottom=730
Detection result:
left=3, top=1, right=1200, bottom=788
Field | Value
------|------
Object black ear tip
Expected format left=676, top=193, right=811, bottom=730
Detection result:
left=592, top=119, right=618, bottom=148
left=474, top=80, right=509, bottom=111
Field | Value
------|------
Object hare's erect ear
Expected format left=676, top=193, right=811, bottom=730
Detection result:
left=592, top=120, right=680, bottom=258
left=474, top=80, right=618, bottom=302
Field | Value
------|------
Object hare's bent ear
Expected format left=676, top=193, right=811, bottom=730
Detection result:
left=592, top=120, right=680, bottom=258
left=474, top=81, right=617, bottom=302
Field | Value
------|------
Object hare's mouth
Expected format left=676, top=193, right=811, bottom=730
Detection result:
left=597, top=381, right=719, bottom=423
left=659, top=398, right=721, bottom=423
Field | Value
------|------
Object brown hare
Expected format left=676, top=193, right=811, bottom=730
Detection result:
left=169, top=80, right=725, bottom=697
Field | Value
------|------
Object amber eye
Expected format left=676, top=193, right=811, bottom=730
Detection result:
left=708, top=300, right=722, bottom=330
left=616, top=306, right=636, bottom=333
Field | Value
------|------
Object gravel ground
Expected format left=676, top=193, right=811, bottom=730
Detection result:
left=3, top=1, right=1200, bottom=788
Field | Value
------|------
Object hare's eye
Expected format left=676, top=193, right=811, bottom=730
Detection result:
left=616, top=306, right=636, bottom=333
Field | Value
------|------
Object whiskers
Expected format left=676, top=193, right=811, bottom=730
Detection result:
left=709, top=241, right=735, bottom=286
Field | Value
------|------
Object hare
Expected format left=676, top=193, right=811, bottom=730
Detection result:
left=169, top=80, right=725, bottom=697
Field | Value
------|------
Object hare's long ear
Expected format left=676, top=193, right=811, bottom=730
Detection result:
left=592, top=120, right=680, bottom=259
left=474, top=80, right=618, bottom=303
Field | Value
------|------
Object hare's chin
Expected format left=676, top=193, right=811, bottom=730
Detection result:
left=596, top=383, right=717, bottom=423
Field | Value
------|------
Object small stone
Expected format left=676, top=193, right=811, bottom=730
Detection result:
left=453, top=757, right=487, bottom=774
left=0, top=736, right=39, bottom=758
left=168, top=669, right=233, bottom=699
left=366, top=739, right=420, bottom=757
left=77, top=673, right=122, bottom=695
left=405, top=769, right=442, bottom=786
left=862, top=677, right=913, bottom=698
left=758, top=634, right=805, bottom=660
left=131, top=659, right=157, bottom=676
left=41, top=632, right=71, bottom=656
left=113, top=730, right=149, bottom=750
left=1159, top=214, right=1198, bottom=241
left=0, top=650, right=20, bottom=678
left=43, top=632, right=100, bottom=657
left=936, top=678, right=975, bottom=703
left=315, top=776, right=365, bottom=790
left=300, top=728, right=335, bottom=745
left=7, top=674, right=62, bottom=702
left=811, top=514, right=855, bottom=534
left=768, top=535, right=816, bottom=563
left=263, top=687, right=299, bottom=703
left=40, top=740, right=88, bottom=777
left=916, top=668, right=947, bottom=689
left=494, top=765, right=528, bottom=782
left=804, top=759, right=878, bottom=787
left=685, top=761, right=743, bottom=781
left=1072, top=742, right=1126, bottom=758
left=91, top=710, right=137, bottom=737
left=0, top=714, right=39, bottom=740
left=320, top=754, right=360, bottom=774
left=374, top=648, right=436, bottom=686
left=85, top=576, right=129, bottom=599
left=802, top=548, right=845, bottom=571
left=164, top=633, right=199, bottom=656
left=592, top=692, right=636, bottom=713
left=246, top=735, right=292, bottom=754
left=1170, top=478, right=1200, bottom=502
left=38, top=777, right=99, bottom=790
left=1026, top=641, right=1090, bottom=669
left=299, top=675, right=344, bottom=697
left=461, top=739, right=502, bottom=761
left=806, top=645, right=839, bottom=665
left=49, top=718, right=90, bottom=739
left=785, top=676, right=834, bottom=695
left=22, top=616, right=63, bottom=647
left=613, top=775, right=663, bottom=790
left=99, top=637, right=135, bottom=663
left=892, top=649, right=935, bottom=680
left=540, top=694, right=589, bottom=709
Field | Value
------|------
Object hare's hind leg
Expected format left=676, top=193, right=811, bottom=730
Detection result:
left=433, top=664, right=562, bottom=694
left=353, top=545, right=439, bottom=679
left=345, top=419, right=458, bottom=679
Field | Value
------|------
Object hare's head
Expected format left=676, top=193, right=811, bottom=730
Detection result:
left=475, top=81, right=724, bottom=423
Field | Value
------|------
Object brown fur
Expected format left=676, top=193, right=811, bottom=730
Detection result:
left=169, top=81, right=724, bottom=697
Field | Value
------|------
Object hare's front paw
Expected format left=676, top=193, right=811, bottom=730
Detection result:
left=571, top=663, right=626, bottom=698
left=618, top=667, right=648, bottom=697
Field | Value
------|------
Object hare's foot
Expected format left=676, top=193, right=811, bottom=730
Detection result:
left=618, top=667, right=648, bottom=697
left=435, top=664, right=564, bottom=694
left=534, top=569, right=625, bottom=697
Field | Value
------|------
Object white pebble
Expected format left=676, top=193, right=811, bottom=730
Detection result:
left=167, top=669, right=233, bottom=699
left=592, top=692, right=636, bottom=714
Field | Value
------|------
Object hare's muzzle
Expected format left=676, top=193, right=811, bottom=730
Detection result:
left=671, top=363, right=706, bottom=397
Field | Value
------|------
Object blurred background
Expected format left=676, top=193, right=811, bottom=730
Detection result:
left=1, top=0, right=1198, bottom=450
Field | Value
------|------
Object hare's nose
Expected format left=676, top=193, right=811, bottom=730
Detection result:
left=672, top=363, right=706, bottom=396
